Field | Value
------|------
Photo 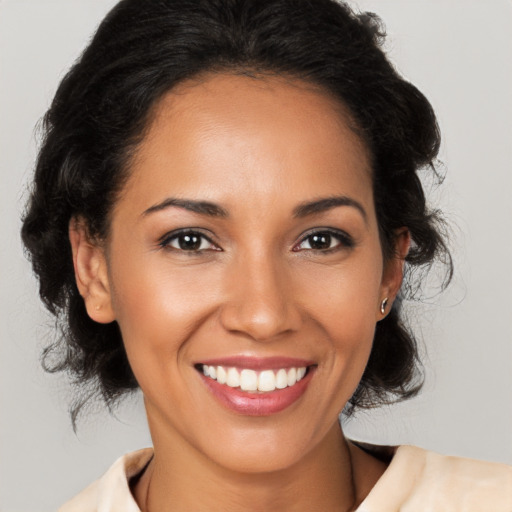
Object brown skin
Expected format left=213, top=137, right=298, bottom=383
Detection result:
left=69, top=74, right=409, bottom=511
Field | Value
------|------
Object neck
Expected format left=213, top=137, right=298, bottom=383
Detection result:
left=135, top=421, right=358, bottom=512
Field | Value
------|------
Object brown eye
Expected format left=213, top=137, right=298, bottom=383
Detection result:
left=160, top=230, right=218, bottom=252
left=294, top=229, right=354, bottom=252
left=176, top=233, right=203, bottom=250
left=307, top=233, right=333, bottom=250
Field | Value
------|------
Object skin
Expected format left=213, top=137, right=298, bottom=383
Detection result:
left=70, top=73, right=409, bottom=511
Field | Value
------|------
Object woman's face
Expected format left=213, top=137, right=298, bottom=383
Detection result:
left=94, top=74, right=402, bottom=472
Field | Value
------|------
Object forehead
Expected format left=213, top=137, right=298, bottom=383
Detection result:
left=122, top=72, right=373, bottom=214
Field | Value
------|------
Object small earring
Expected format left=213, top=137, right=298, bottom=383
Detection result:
left=95, top=304, right=101, bottom=311
left=380, top=298, right=389, bottom=315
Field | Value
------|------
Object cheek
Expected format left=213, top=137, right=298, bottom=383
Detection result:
left=318, top=293, right=378, bottom=410
left=298, top=253, right=382, bottom=381
left=300, top=251, right=383, bottom=328
left=108, top=251, right=224, bottom=379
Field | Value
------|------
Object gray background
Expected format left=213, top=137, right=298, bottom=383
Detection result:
left=1, top=0, right=511, bottom=510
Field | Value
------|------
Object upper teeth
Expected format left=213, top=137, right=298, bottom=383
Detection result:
left=202, top=365, right=307, bottom=392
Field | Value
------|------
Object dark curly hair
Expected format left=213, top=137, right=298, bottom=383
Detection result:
left=21, top=0, right=451, bottom=423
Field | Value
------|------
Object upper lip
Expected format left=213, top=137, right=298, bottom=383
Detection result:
left=197, top=356, right=316, bottom=370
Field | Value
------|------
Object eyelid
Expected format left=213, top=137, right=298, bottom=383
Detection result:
left=293, top=227, right=355, bottom=252
left=158, top=228, right=221, bottom=251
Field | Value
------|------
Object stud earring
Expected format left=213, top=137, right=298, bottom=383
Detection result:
left=380, top=298, right=389, bottom=315
left=95, top=304, right=101, bottom=311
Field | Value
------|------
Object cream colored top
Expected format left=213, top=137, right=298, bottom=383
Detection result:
left=59, top=446, right=512, bottom=511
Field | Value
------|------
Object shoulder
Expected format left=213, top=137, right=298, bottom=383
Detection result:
left=58, top=448, right=153, bottom=512
left=358, top=445, right=512, bottom=512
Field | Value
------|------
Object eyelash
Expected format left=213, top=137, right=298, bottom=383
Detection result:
left=293, top=229, right=355, bottom=253
left=158, top=229, right=219, bottom=253
left=158, top=228, right=354, bottom=254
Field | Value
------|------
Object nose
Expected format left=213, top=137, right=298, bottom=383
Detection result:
left=219, top=253, right=302, bottom=341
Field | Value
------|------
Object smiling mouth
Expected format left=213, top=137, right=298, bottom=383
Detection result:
left=196, top=364, right=311, bottom=393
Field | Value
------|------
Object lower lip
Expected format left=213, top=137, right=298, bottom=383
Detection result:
left=200, top=369, right=314, bottom=416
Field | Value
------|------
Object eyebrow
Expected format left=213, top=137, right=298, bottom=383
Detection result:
left=142, top=198, right=229, bottom=218
left=142, top=195, right=367, bottom=222
left=293, top=196, right=367, bottom=222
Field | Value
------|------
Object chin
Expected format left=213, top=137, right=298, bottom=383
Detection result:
left=193, top=414, right=341, bottom=476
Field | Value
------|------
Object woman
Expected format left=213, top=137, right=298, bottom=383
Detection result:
left=20, top=0, right=512, bottom=510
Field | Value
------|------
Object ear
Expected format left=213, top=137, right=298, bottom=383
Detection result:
left=68, top=217, right=115, bottom=324
left=377, top=228, right=410, bottom=320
